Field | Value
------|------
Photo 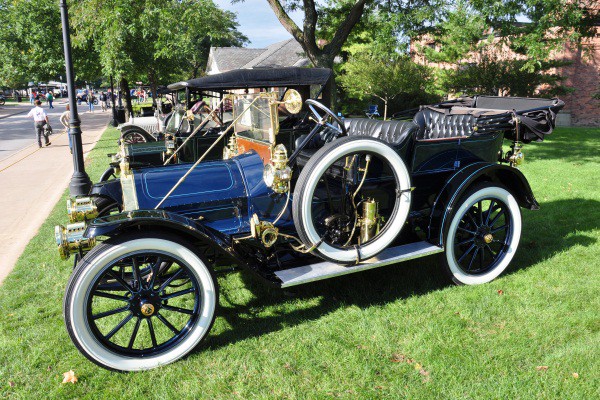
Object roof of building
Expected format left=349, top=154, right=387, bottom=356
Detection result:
left=207, top=39, right=309, bottom=74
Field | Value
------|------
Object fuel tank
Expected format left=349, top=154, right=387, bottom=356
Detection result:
left=127, top=151, right=291, bottom=235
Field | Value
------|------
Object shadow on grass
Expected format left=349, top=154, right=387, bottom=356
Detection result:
left=197, top=196, right=599, bottom=354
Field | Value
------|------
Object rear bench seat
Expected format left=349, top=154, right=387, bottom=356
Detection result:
left=295, top=118, right=419, bottom=167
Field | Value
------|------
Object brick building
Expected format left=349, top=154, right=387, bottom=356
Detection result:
left=412, top=26, right=600, bottom=127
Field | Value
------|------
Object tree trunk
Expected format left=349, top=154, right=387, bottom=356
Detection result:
left=383, top=99, right=388, bottom=120
left=148, top=69, right=158, bottom=108
left=120, top=77, right=133, bottom=122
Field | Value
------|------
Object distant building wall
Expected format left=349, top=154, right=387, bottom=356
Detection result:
left=411, top=27, right=600, bottom=127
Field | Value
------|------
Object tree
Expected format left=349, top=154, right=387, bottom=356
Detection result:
left=441, top=52, right=573, bottom=97
left=339, top=52, right=431, bottom=119
left=155, top=0, right=247, bottom=79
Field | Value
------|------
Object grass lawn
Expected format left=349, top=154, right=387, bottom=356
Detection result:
left=0, top=126, right=598, bottom=399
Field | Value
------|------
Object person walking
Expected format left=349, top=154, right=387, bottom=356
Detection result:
left=60, top=104, right=72, bottom=153
left=27, top=100, right=51, bottom=148
left=29, top=92, right=35, bottom=104
left=46, top=91, right=54, bottom=109
left=88, top=93, right=94, bottom=113
left=100, top=92, right=108, bottom=112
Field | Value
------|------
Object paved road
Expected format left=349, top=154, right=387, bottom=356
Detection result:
left=0, top=105, right=111, bottom=284
left=0, top=101, right=71, bottom=161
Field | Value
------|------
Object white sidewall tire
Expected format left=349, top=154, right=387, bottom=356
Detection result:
left=445, top=186, right=521, bottom=285
left=65, top=238, right=216, bottom=371
left=295, top=137, right=411, bottom=263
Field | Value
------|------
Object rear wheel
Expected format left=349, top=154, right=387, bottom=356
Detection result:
left=442, top=183, right=521, bottom=285
left=121, top=129, right=149, bottom=144
left=64, top=233, right=218, bottom=371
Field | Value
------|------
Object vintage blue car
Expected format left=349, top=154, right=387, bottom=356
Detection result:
left=56, top=68, right=564, bottom=371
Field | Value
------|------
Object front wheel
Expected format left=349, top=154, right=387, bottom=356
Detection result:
left=64, top=233, right=218, bottom=371
left=442, top=183, right=522, bottom=285
left=0, top=98, right=5, bottom=106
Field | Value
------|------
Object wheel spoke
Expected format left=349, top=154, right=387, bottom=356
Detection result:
left=147, top=318, right=158, bottom=347
left=466, top=209, right=479, bottom=228
left=93, top=291, right=129, bottom=301
left=491, top=224, right=508, bottom=234
left=162, top=287, right=195, bottom=300
left=485, top=200, right=496, bottom=225
left=484, top=244, right=497, bottom=257
left=479, top=246, right=485, bottom=270
left=457, top=243, right=476, bottom=264
left=127, top=318, right=142, bottom=349
left=489, top=209, right=505, bottom=227
left=92, top=305, right=129, bottom=320
left=467, top=248, right=479, bottom=272
left=477, top=201, right=483, bottom=225
left=132, top=257, right=143, bottom=290
left=104, top=313, right=134, bottom=340
left=161, top=304, right=194, bottom=315
left=107, top=270, right=135, bottom=293
left=457, top=226, right=476, bottom=235
left=148, top=256, right=162, bottom=289
left=156, top=313, right=180, bottom=335
left=158, top=268, right=184, bottom=292
left=456, top=238, right=475, bottom=246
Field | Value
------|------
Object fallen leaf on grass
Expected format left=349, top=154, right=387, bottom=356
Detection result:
left=414, top=363, right=422, bottom=370
left=62, top=370, right=78, bottom=384
left=374, top=385, right=384, bottom=390
left=356, top=345, right=367, bottom=350
left=536, top=366, right=549, bottom=371
left=391, top=353, right=406, bottom=363
left=572, top=372, right=579, bottom=379
left=8, top=381, right=15, bottom=387
left=497, top=290, right=504, bottom=295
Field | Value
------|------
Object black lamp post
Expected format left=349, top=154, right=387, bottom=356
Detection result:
left=60, top=0, right=92, bottom=196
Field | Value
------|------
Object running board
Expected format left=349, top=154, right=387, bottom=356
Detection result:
left=275, top=241, right=443, bottom=288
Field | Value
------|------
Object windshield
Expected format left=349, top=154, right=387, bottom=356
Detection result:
left=165, top=107, right=224, bottom=135
left=233, top=92, right=278, bottom=143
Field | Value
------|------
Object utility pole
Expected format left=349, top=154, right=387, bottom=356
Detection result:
left=60, top=0, right=92, bottom=196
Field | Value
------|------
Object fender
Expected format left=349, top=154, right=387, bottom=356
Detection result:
left=428, top=162, right=539, bottom=247
left=89, top=179, right=123, bottom=207
left=84, top=209, right=244, bottom=264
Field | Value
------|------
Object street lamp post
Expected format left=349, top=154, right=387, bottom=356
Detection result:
left=60, top=0, right=92, bottom=197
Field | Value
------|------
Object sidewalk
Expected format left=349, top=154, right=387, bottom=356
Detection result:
left=0, top=111, right=110, bottom=284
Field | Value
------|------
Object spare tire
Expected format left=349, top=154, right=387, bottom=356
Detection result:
left=292, top=136, right=412, bottom=263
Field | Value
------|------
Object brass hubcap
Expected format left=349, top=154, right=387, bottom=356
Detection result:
left=140, top=303, right=155, bottom=317
left=483, top=233, right=494, bottom=244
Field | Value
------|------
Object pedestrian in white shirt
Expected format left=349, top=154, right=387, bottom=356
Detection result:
left=60, top=104, right=72, bottom=153
left=26, top=100, right=51, bottom=148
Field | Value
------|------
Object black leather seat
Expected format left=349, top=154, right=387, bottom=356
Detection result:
left=343, top=118, right=418, bottom=147
left=295, top=118, right=417, bottom=167
left=413, top=108, right=475, bottom=140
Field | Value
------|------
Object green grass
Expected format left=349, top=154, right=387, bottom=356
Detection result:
left=0, top=126, right=598, bottom=399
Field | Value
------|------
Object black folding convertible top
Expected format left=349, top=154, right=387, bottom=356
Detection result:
left=168, top=67, right=332, bottom=91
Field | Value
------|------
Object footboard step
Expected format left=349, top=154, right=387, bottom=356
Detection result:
left=275, top=241, right=443, bottom=288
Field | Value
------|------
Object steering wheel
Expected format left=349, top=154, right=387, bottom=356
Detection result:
left=305, top=99, right=347, bottom=141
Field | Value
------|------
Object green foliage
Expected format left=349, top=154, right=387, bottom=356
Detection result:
left=0, top=0, right=64, bottom=87
left=440, top=53, right=574, bottom=97
left=339, top=51, right=434, bottom=118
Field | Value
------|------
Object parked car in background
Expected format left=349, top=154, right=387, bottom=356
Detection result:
left=55, top=67, right=563, bottom=372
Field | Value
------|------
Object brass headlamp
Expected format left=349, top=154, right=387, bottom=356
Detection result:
left=263, top=144, right=292, bottom=193
left=55, top=222, right=96, bottom=260
left=67, top=197, right=99, bottom=223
